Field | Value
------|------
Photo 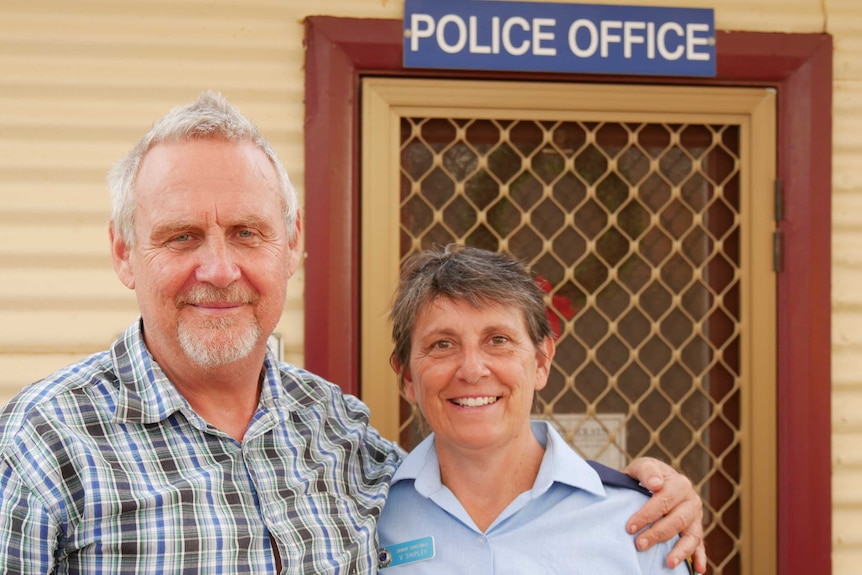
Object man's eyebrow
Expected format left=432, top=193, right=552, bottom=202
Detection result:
left=149, top=220, right=197, bottom=238
left=231, top=215, right=272, bottom=228
left=147, top=215, right=277, bottom=240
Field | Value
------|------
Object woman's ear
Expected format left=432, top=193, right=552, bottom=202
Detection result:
left=402, top=368, right=417, bottom=403
left=391, top=354, right=417, bottom=403
left=534, top=336, right=556, bottom=392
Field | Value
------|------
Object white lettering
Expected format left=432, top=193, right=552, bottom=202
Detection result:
left=686, top=23, right=710, bottom=61
left=409, top=14, right=435, bottom=52
left=502, top=17, right=531, bottom=56
left=437, top=15, right=467, bottom=54
left=469, top=16, right=491, bottom=54
left=568, top=19, right=598, bottom=58
left=600, top=20, right=622, bottom=58
left=533, top=18, right=557, bottom=56
left=492, top=16, right=500, bottom=54
left=657, top=21, right=685, bottom=61
left=647, top=21, right=655, bottom=59
left=623, top=21, right=646, bottom=59
left=410, top=13, right=711, bottom=65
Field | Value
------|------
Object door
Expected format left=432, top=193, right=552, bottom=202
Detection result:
left=360, top=77, right=776, bottom=575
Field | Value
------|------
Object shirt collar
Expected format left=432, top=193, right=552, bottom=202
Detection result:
left=390, top=420, right=606, bottom=498
left=110, top=318, right=286, bottom=426
left=531, top=420, right=606, bottom=497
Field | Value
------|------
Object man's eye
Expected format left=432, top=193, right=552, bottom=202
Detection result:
left=172, top=233, right=192, bottom=243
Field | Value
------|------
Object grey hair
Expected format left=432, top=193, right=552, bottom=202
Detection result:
left=389, top=244, right=553, bottom=375
left=107, top=90, right=298, bottom=246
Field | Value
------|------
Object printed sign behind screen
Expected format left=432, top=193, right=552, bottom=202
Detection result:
left=404, top=0, right=715, bottom=77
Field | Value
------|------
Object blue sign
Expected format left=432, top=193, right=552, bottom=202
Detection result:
left=404, top=0, right=715, bottom=77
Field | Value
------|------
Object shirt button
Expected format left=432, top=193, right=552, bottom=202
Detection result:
left=477, top=536, right=486, bottom=544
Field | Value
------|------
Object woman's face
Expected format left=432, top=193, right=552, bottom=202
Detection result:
left=402, top=297, right=555, bottom=454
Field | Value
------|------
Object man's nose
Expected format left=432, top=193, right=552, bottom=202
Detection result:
left=195, top=238, right=241, bottom=287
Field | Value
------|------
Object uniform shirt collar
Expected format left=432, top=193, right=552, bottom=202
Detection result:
left=391, top=420, right=606, bottom=498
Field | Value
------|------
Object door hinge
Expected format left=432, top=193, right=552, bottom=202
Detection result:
left=772, top=178, right=784, bottom=273
left=773, top=179, right=783, bottom=272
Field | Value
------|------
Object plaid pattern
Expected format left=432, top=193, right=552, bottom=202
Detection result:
left=0, top=320, right=402, bottom=574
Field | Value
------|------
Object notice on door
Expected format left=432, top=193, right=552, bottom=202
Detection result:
left=535, top=413, right=629, bottom=469
left=404, top=0, right=715, bottom=77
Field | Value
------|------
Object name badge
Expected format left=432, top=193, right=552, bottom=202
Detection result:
left=378, top=536, right=435, bottom=569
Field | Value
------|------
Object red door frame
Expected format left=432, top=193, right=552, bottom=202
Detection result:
left=303, top=17, right=831, bottom=574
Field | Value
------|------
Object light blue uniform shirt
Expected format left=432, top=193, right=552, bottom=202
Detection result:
left=377, top=421, right=688, bottom=574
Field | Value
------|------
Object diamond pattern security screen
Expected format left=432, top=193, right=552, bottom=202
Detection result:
left=398, top=116, right=743, bottom=574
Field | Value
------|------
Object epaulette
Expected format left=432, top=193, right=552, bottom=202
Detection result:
left=586, top=460, right=652, bottom=496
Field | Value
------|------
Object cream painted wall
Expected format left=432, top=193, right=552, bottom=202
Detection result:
left=0, top=0, right=857, bottom=572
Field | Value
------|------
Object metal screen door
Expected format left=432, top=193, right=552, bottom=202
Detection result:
left=361, top=78, right=776, bottom=575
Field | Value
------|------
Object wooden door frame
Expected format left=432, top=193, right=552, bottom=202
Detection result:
left=303, top=17, right=831, bottom=575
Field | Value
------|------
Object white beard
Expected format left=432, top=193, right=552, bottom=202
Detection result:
left=174, top=282, right=264, bottom=368
left=178, top=315, right=262, bottom=368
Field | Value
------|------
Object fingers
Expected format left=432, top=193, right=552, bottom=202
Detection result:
left=623, top=456, right=707, bottom=572
left=627, top=472, right=697, bottom=533
left=631, top=495, right=699, bottom=547
left=691, top=540, right=707, bottom=574
left=631, top=500, right=706, bottom=572
left=657, top=531, right=705, bottom=572
left=624, top=456, right=673, bottom=493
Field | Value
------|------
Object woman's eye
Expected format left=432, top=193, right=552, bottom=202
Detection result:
left=490, top=335, right=509, bottom=345
left=432, top=340, right=451, bottom=350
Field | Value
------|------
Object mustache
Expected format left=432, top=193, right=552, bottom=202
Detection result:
left=176, top=285, right=257, bottom=306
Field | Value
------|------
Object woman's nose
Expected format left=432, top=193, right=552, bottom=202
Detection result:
left=456, top=347, right=491, bottom=383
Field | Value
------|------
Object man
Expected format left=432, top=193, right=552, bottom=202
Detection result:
left=0, top=92, right=705, bottom=573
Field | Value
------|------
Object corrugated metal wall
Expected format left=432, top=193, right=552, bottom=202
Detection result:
left=0, top=0, right=407, bottom=392
left=831, top=0, right=862, bottom=570
left=0, top=0, right=857, bottom=572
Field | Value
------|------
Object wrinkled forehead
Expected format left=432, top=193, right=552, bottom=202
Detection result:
left=132, top=141, right=285, bottom=231
left=414, top=295, right=525, bottom=327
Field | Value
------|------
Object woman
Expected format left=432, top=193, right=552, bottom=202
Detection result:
left=377, top=245, right=692, bottom=574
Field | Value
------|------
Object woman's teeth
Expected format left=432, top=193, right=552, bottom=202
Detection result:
left=452, top=396, right=498, bottom=407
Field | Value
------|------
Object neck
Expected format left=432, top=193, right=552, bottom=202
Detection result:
left=435, top=430, right=545, bottom=532
left=154, top=345, right=267, bottom=442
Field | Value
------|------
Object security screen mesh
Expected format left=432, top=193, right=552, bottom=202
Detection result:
left=397, top=116, right=742, bottom=574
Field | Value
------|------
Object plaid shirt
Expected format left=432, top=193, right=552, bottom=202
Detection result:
left=0, top=320, right=402, bottom=574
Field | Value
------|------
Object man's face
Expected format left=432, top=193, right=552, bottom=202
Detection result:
left=111, top=139, right=301, bottom=370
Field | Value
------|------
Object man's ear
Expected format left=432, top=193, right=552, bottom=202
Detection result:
left=109, top=222, right=135, bottom=290
left=534, top=336, right=556, bottom=392
left=286, top=211, right=304, bottom=277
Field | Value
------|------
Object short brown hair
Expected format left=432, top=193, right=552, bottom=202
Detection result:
left=389, top=244, right=552, bottom=375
